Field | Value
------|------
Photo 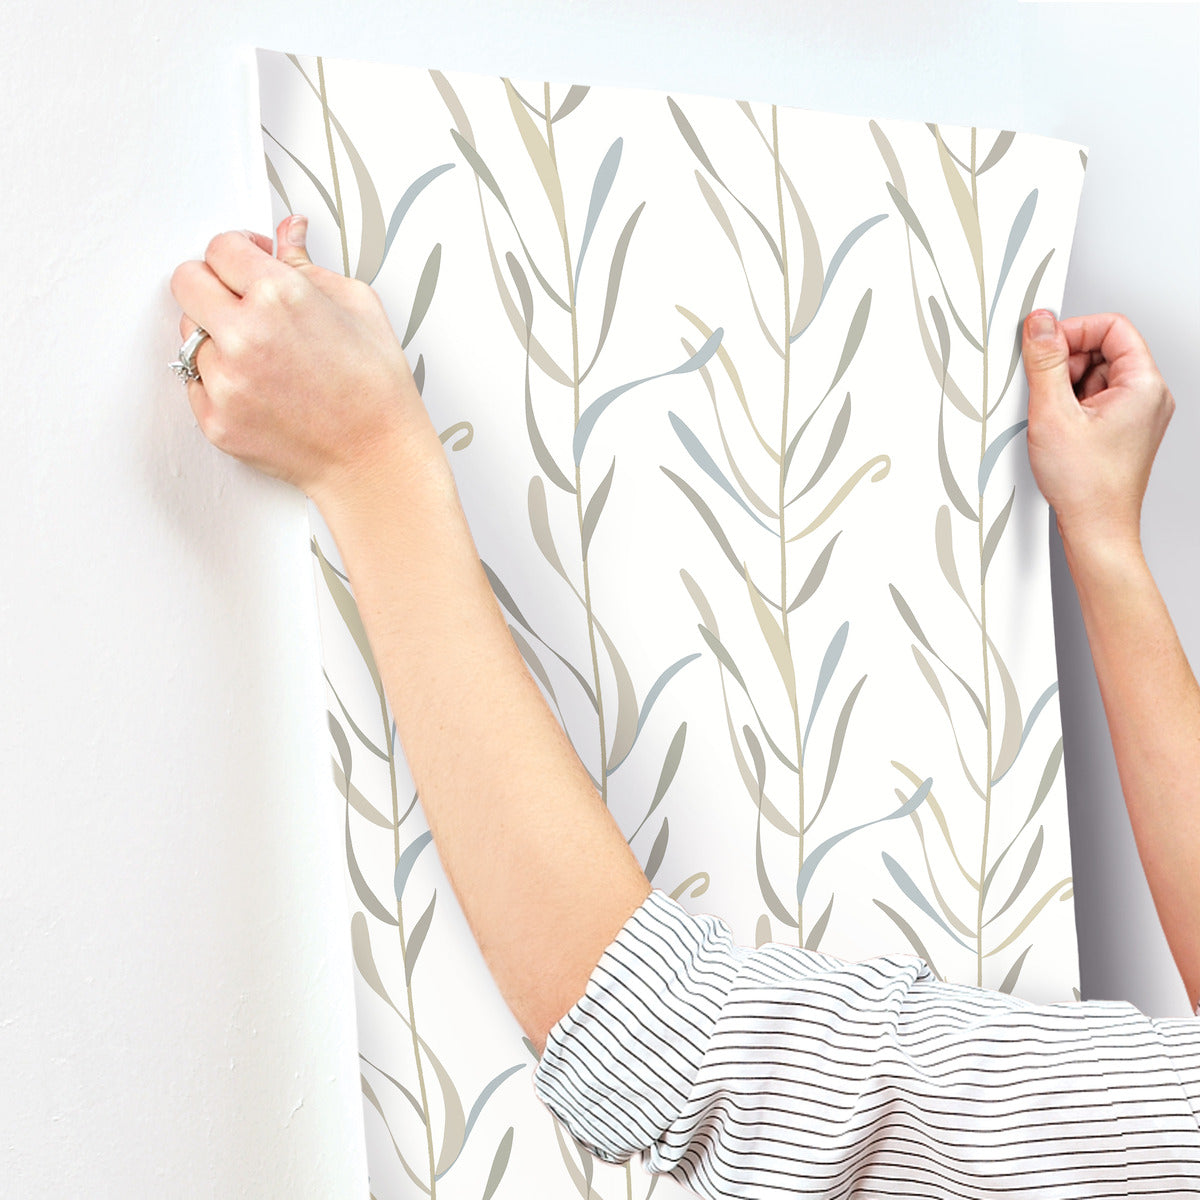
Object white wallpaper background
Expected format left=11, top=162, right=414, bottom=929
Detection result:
left=257, top=49, right=1087, bottom=1199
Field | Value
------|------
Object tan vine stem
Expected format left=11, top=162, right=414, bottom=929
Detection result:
left=316, top=57, right=350, bottom=279
left=318, top=56, right=436, bottom=1194
left=544, top=84, right=610, bottom=809
left=771, top=106, right=806, bottom=944
left=970, top=128, right=995, bottom=989
left=380, top=690, right=438, bottom=1196
left=547, top=85, right=634, bottom=1200
left=317, top=57, right=434, bottom=1191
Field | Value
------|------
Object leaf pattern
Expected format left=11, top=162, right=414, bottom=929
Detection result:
left=263, top=55, right=1084, bottom=1197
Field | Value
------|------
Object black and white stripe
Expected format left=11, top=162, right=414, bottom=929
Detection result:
left=532, top=889, right=1200, bottom=1197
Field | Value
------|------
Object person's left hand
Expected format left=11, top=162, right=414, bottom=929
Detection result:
left=169, top=214, right=429, bottom=502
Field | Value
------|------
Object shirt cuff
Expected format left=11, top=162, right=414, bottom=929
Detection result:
left=530, top=888, right=742, bottom=1164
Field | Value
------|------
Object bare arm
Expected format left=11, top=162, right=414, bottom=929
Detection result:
left=318, top=437, right=651, bottom=1052
left=1059, top=530, right=1200, bottom=1009
left=169, top=219, right=649, bottom=1053
left=1023, top=309, right=1200, bottom=1009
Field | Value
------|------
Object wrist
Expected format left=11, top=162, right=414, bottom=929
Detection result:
left=1057, top=512, right=1144, bottom=568
left=1058, top=517, right=1149, bottom=593
left=310, top=412, right=456, bottom=542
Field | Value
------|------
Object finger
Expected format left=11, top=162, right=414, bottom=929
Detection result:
left=275, top=214, right=312, bottom=268
left=171, top=313, right=216, bottom=427
left=1059, top=312, right=1153, bottom=369
left=244, top=230, right=274, bottom=255
left=1022, top=309, right=1074, bottom=413
left=204, top=229, right=287, bottom=297
left=170, top=258, right=238, bottom=334
left=174, top=312, right=217, bottom=387
left=1068, top=348, right=1104, bottom=386
left=1079, top=361, right=1110, bottom=401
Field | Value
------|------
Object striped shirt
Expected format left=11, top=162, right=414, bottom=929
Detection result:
left=532, top=889, right=1200, bottom=1197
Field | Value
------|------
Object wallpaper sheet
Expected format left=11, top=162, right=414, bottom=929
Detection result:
left=257, top=49, right=1088, bottom=1200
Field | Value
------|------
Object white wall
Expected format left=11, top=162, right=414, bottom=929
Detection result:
left=3, top=1, right=1196, bottom=1194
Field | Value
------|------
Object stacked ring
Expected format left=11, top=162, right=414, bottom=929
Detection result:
left=168, top=327, right=211, bottom=384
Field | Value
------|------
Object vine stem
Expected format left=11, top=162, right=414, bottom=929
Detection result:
left=970, top=128, right=995, bottom=989
left=770, top=107, right=806, bottom=945
left=317, top=57, right=350, bottom=278
left=320, top=58, right=435, bottom=1190
left=544, top=84, right=610, bottom=808
left=380, top=687, right=438, bottom=1197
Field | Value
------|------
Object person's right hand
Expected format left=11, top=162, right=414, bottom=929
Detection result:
left=1021, top=309, right=1175, bottom=551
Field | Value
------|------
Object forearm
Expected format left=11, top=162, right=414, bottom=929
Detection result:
left=315, top=422, right=650, bottom=1053
left=1061, top=526, right=1200, bottom=1008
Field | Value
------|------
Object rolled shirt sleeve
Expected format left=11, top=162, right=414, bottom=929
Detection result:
left=532, top=889, right=1200, bottom=1197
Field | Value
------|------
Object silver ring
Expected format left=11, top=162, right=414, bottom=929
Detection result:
left=169, top=327, right=211, bottom=384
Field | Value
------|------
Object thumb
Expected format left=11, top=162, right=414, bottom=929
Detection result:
left=1022, top=309, right=1072, bottom=411
left=276, top=214, right=312, bottom=267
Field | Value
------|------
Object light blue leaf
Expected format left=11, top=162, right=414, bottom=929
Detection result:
left=669, top=412, right=772, bottom=531
left=574, top=138, right=622, bottom=294
left=394, top=830, right=433, bottom=903
left=796, top=777, right=932, bottom=907
left=978, top=420, right=1028, bottom=495
left=452, top=1065, right=524, bottom=1174
left=804, top=622, right=849, bottom=746
left=881, top=852, right=972, bottom=950
left=380, top=163, right=456, bottom=276
left=636, top=654, right=699, bottom=742
left=993, top=682, right=1059, bottom=786
left=573, top=330, right=722, bottom=465
left=987, top=189, right=1037, bottom=334
left=802, top=213, right=888, bottom=334
left=611, top=654, right=700, bottom=773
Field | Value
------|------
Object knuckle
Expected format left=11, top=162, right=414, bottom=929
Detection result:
left=219, top=327, right=247, bottom=361
left=249, top=272, right=305, bottom=309
left=1026, top=341, right=1064, bottom=371
left=246, top=274, right=278, bottom=307
left=201, top=412, right=228, bottom=449
left=205, top=230, right=236, bottom=262
left=170, top=259, right=197, bottom=299
left=277, top=272, right=308, bottom=306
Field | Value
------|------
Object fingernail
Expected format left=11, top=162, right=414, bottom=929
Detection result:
left=1028, top=309, right=1055, bottom=339
left=287, top=215, right=308, bottom=246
